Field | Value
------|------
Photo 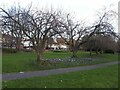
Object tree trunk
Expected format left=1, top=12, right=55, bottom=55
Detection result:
left=16, top=44, right=20, bottom=50
left=10, top=42, right=13, bottom=49
left=90, top=49, right=92, bottom=56
left=71, top=50, right=77, bottom=58
left=16, top=39, right=21, bottom=51
left=36, top=52, right=42, bottom=62
left=35, top=41, right=46, bottom=63
left=95, top=49, right=98, bottom=55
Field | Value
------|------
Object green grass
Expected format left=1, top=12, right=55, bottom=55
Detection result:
left=2, top=51, right=71, bottom=73
left=2, top=65, right=118, bottom=88
left=2, top=51, right=118, bottom=73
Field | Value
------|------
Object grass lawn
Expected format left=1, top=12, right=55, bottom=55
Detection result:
left=2, top=51, right=118, bottom=73
left=2, top=65, right=118, bottom=88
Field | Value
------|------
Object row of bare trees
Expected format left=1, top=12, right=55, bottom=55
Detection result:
left=82, top=34, right=118, bottom=55
left=0, top=5, right=118, bottom=63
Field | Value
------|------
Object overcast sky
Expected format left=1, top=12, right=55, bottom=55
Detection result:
left=0, top=0, right=119, bottom=32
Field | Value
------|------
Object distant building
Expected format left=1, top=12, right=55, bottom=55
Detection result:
left=1, top=34, right=23, bottom=49
left=22, top=38, right=33, bottom=51
left=46, top=38, right=68, bottom=50
left=1, top=34, right=68, bottom=51
left=2, top=34, right=16, bottom=48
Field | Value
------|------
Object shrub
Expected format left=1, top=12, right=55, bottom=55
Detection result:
left=53, top=50, right=67, bottom=53
left=2, top=48, right=17, bottom=53
left=104, top=49, right=114, bottom=54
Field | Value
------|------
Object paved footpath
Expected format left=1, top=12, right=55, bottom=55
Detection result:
left=2, top=61, right=120, bottom=80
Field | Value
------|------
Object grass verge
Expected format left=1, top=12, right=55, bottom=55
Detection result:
left=2, top=64, right=118, bottom=88
left=2, top=51, right=118, bottom=73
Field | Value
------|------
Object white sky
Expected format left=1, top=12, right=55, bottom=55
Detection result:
left=0, top=0, right=119, bottom=32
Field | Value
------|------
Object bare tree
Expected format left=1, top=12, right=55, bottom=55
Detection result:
left=56, top=7, right=117, bottom=58
left=55, top=14, right=89, bottom=58
left=82, top=34, right=117, bottom=55
left=0, top=5, right=117, bottom=62
left=81, top=7, right=118, bottom=55
left=0, top=6, right=61, bottom=63
left=22, top=11, right=63, bottom=62
left=0, top=6, right=24, bottom=50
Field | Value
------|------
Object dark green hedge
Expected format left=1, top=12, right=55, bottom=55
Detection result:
left=2, top=48, right=17, bottom=53
left=104, top=49, right=114, bottom=54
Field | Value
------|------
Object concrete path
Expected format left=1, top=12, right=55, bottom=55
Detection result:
left=2, top=61, right=119, bottom=80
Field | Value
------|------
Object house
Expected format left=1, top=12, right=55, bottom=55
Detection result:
left=21, top=37, right=68, bottom=51
left=1, top=34, right=23, bottom=49
left=46, top=38, right=68, bottom=50
left=21, top=38, right=33, bottom=51
left=2, top=34, right=16, bottom=48
left=1, top=33, right=68, bottom=51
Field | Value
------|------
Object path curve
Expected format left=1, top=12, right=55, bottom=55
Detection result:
left=2, top=61, right=119, bottom=80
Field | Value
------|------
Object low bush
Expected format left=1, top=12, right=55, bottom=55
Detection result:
left=53, top=50, right=67, bottom=53
left=104, top=49, right=114, bottom=54
left=2, top=48, right=17, bottom=53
